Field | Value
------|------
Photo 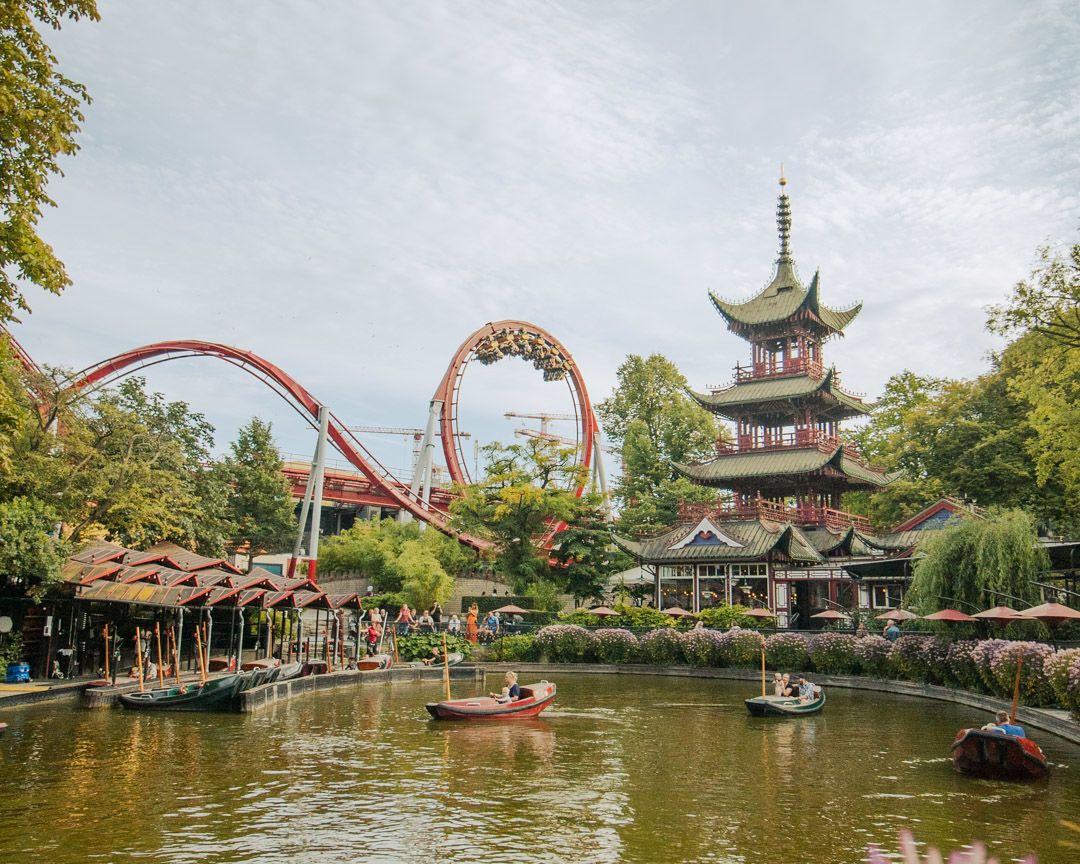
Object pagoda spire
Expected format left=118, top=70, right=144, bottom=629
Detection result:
left=776, top=165, right=792, bottom=264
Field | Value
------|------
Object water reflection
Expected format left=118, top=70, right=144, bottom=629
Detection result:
left=0, top=676, right=1078, bottom=863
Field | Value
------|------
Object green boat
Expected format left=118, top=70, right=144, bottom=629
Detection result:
left=118, top=674, right=244, bottom=712
left=745, top=690, right=826, bottom=717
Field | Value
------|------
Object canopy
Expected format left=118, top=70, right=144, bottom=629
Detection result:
left=811, top=609, right=851, bottom=620
left=662, top=606, right=695, bottom=618
left=875, top=609, right=918, bottom=622
left=1019, top=602, right=1080, bottom=626
left=972, top=605, right=1022, bottom=621
left=922, top=609, right=976, bottom=623
left=586, top=606, right=619, bottom=617
left=491, top=604, right=531, bottom=615
left=743, top=608, right=776, bottom=620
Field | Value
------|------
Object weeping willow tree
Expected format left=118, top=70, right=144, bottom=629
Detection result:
left=908, top=509, right=1048, bottom=612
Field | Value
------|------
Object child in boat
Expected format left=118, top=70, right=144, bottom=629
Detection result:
left=772, top=673, right=784, bottom=696
left=490, top=671, right=521, bottom=703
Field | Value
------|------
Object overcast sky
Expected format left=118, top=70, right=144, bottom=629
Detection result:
left=14, top=0, right=1080, bottom=476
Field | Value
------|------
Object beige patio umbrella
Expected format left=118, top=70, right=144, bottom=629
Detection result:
left=875, top=609, right=918, bottom=622
left=586, top=606, right=620, bottom=618
left=662, top=606, right=695, bottom=618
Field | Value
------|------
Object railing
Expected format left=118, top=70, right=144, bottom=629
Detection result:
left=731, top=356, right=824, bottom=383
left=678, top=497, right=872, bottom=532
left=715, top=428, right=844, bottom=454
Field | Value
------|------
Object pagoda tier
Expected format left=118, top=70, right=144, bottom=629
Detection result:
left=689, top=367, right=869, bottom=425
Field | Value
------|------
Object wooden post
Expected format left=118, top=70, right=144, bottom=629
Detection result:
left=442, top=633, right=451, bottom=701
left=169, top=626, right=181, bottom=685
left=154, top=622, right=165, bottom=688
left=193, top=623, right=207, bottom=685
left=325, top=625, right=333, bottom=673
left=134, top=627, right=145, bottom=692
left=202, top=621, right=210, bottom=673
left=760, top=641, right=766, bottom=698
left=1010, top=653, right=1024, bottom=723
left=102, top=623, right=110, bottom=681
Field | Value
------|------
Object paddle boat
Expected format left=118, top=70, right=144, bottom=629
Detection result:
left=745, top=690, right=826, bottom=717
left=118, top=673, right=244, bottom=712
left=358, top=654, right=393, bottom=671
left=426, top=681, right=556, bottom=720
left=951, top=728, right=1049, bottom=781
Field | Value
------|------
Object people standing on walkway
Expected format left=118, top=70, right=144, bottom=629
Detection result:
left=447, top=614, right=461, bottom=635
left=430, top=601, right=443, bottom=628
left=884, top=621, right=901, bottom=641
left=465, top=603, right=479, bottom=643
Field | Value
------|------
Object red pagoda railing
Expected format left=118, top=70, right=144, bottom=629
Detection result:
left=679, top=498, right=872, bottom=532
left=730, top=356, right=824, bottom=384
left=715, top=430, right=862, bottom=458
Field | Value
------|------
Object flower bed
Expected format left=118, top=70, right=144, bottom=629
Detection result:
left=765, top=632, right=809, bottom=670
left=808, top=632, right=858, bottom=675
left=533, top=624, right=595, bottom=663
left=592, top=628, right=639, bottom=664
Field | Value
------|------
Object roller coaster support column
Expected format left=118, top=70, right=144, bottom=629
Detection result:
left=404, top=398, right=443, bottom=526
left=290, top=405, right=329, bottom=579
left=592, top=432, right=611, bottom=520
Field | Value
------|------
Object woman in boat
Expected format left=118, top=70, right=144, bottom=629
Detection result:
left=779, top=673, right=796, bottom=697
left=465, top=603, right=479, bottom=644
left=490, top=671, right=521, bottom=703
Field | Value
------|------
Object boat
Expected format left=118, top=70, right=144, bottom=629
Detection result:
left=744, top=691, right=826, bottom=717
left=358, top=654, right=394, bottom=671
left=426, top=681, right=556, bottom=720
left=277, top=662, right=303, bottom=681
left=117, top=673, right=244, bottom=712
left=403, top=652, right=464, bottom=669
left=951, top=728, right=1049, bottom=781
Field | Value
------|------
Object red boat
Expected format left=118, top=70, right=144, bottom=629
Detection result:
left=951, top=728, right=1050, bottom=781
left=358, top=654, right=393, bottom=671
left=426, top=681, right=556, bottom=720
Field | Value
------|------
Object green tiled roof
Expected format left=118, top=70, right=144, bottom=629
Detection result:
left=689, top=368, right=869, bottom=419
left=674, top=446, right=893, bottom=488
left=803, top=526, right=879, bottom=556
left=709, top=267, right=862, bottom=335
left=863, top=530, right=924, bottom=552
left=612, top=518, right=824, bottom=565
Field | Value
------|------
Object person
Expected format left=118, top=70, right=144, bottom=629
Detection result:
left=484, top=610, right=500, bottom=637
left=855, top=621, right=867, bottom=637
left=984, top=710, right=1026, bottom=738
left=369, top=606, right=382, bottom=626
left=477, top=622, right=493, bottom=645
left=797, top=677, right=819, bottom=702
left=465, top=603, right=479, bottom=644
left=447, top=614, right=461, bottom=635
left=779, top=673, right=796, bottom=697
left=365, top=584, right=374, bottom=597
left=884, top=622, right=901, bottom=642
left=490, top=671, right=521, bottom=703
left=430, top=602, right=443, bottom=627
left=772, top=672, right=784, bottom=696
left=395, top=604, right=416, bottom=636
left=366, top=622, right=381, bottom=656
left=694, top=620, right=705, bottom=630
left=416, top=609, right=435, bottom=632
left=422, top=646, right=446, bottom=666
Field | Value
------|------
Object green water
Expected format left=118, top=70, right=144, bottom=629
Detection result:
left=1, top=675, right=1078, bottom=863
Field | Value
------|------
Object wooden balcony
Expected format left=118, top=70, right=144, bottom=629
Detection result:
left=715, top=429, right=859, bottom=456
left=679, top=497, right=872, bottom=532
left=732, top=356, right=824, bottom=383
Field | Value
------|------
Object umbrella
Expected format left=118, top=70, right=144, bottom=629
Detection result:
left=811, top=609, right=851, bottom=621
left=743, top=608, right=776, bottom=620
left=1018, top=602, right=1080, bottom=627
left=875, top=609, right=918, bottom=622
left=922, top=609, right=976, bottom=623
left=491, top=604, right=531, bottom=615
left=585, top=606, right=619, bottom=618
left=972, top=605, right=1023, bottom=622
left=662, top=606, right=695, bottom=618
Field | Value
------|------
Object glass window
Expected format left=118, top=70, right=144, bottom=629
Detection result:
left=731, top=577, right=768, bottom=608
left=872, top=585, right=902, bottom=608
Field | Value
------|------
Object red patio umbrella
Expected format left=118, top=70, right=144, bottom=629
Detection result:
left=875, top=609, right=918, bottom=622
left=662, top=606, right=695, bottom=618
left=971, top=605, right=1023, bottom=622
left=1018, top=602, right=1080, bottom=627
left=922, top=609, right=976, bottom=623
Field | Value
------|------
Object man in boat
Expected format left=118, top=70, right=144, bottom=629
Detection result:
left=983, top=710, right=1026, bottom=738
left=797, top=677, right=819, bottom=702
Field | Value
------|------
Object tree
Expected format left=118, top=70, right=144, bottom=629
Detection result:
left=397, top=543, right=453, bottom=610
left=221, top=418, right=295, bottom=557
left=597, top=354, right=722, bottom=534
left=0, top=496, right=69, bottom=600
left=0, top=1, right=99, bottom=322
left=449, top=437, right=587, bottom=593
left=907, top=509, right=1048, bottom=613
left=988, top=239, right=1080, bottom=350
left=550, top=499, right=631, bottom=606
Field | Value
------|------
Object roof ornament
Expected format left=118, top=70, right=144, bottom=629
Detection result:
left=776, top=164, right=792, bottom=264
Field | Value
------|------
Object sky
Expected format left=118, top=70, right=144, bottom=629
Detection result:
left=13, top=0, right=1080, bottom=479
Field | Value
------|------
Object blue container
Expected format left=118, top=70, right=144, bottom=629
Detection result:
left=5, top=662, right=30, bottom=684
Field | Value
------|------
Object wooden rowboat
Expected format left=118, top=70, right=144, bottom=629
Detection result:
left=426, top=681, right=556, bottom=720
left=403, top=652, right=464, bottom=669
left=358, top=654, right=393, bottom=671
left=951, top=728, right=1049, bottom=781
left=745, top=690, right=826, bottom=717
left=118, top=673, right=243, bottom=712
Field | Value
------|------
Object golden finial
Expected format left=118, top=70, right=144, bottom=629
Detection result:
left=779, top=163, right=787, bottom=187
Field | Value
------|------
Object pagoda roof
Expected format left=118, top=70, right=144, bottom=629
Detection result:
left=802, top=525, right=878, bottom=556
left=674, top=445, right=895, bottom=488
left=689, top=368, right=869, bottom=419
left=710, top=268, right=862, bottom=335
left=612, top=516, right=823, bottom=565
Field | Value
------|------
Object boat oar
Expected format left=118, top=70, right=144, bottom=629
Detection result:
left=1010, top=653, right=1023, bottom=723
left=154, top=622, right=165, bottom=688
left=102, top=623, right=110, bottom=681
left=442, top=633, right=451, bottom=701
left=134, top=627, right=145, bottom=692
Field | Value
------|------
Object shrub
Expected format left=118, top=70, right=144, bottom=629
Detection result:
left=889, top=636, right=933, bottom=681
left=971, top=639, right=1011, bottom=692
left=639, top=629, right=686, bottom=665
left=1068, top=654, right=1080, bottom=721
left=592, top=629, right=639, bottom=664
left=917, top=636, right=949, bottom=685
left=717, top=627, right=765, bottom=668
left=943, top=640, right=982, bottom=690
left=765, top=632, right=808, bottom=671
left=1045, top=648, right=1080, bottom=708
left=610, top=605, right=675, bottom=630
left=682, top=629, right=727, bottom=667
left=853, top=635, right=892, bottom=677
left=396, top=633, right=473, bottom=662
left=808, top=632, right=858, bottom=675
left=985, top=640, right=1055, bottom=706
left=488, top=635, right=537, bottom=662
left=697, top=604, right=759, bottom=630
left=533, top=625, right=594, bottom=662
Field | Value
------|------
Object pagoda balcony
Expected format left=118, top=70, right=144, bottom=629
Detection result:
left=678, top=497, right=872, bottom=533
left=715, top=429, right=862, bottom=459
left=730, top=356, right=824, bottom=384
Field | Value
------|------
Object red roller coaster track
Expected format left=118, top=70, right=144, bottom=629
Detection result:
left=4, top=321, right=600, bottom=550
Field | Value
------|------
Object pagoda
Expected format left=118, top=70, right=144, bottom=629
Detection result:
left=677, top=171, right=892, bottom=526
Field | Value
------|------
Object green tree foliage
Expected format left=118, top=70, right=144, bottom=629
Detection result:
left=220, top=418, right=294, bottom=556
left=0, top=495, right=69, bottom=599
left=0, top=1, right=99, bottom=322
left=988, top=240, right=1080, bottom=350
left=449, top=437, right=586, bottom=592
left=908, top=509, right=1048, bottom=613
left=598, top=354, right=721, bottom=534
left=397, top=542, right=453, bottom=610
left=550, top=500, right=631, bottom=606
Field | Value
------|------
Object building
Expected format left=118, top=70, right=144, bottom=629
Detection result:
left=614, top=174, right=925, bottom=627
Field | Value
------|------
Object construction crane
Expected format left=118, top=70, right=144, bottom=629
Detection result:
left=512, top=426, right=618, bottom=455
left=347, top=425, right=470, bottom=473
left=503, top=411, right=576, bottom=435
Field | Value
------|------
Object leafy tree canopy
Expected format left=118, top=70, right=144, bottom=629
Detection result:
left=0, top=1, right=99, bottom=322
left=550, top=498, right=631, bottom=606
left=220, top=417, right=294, bottom=557
left=988, top=240, right=1080, bottom=350
left=0, top=495, right=69, bottom=600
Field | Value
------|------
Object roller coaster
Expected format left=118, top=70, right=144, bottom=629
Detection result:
left=3, top=321, right=607, bottom=565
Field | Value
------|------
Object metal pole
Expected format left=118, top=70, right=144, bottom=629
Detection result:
left=205, top=608, right=214, bottom=668
left=177, top=608, right=184, bottom=673
left=307, top=405, right=330, bottom=581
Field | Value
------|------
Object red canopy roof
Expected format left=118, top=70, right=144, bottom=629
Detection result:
left=923, top=609, right=976, bottom=623
left=971, top=605, right=1022, bottom=621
